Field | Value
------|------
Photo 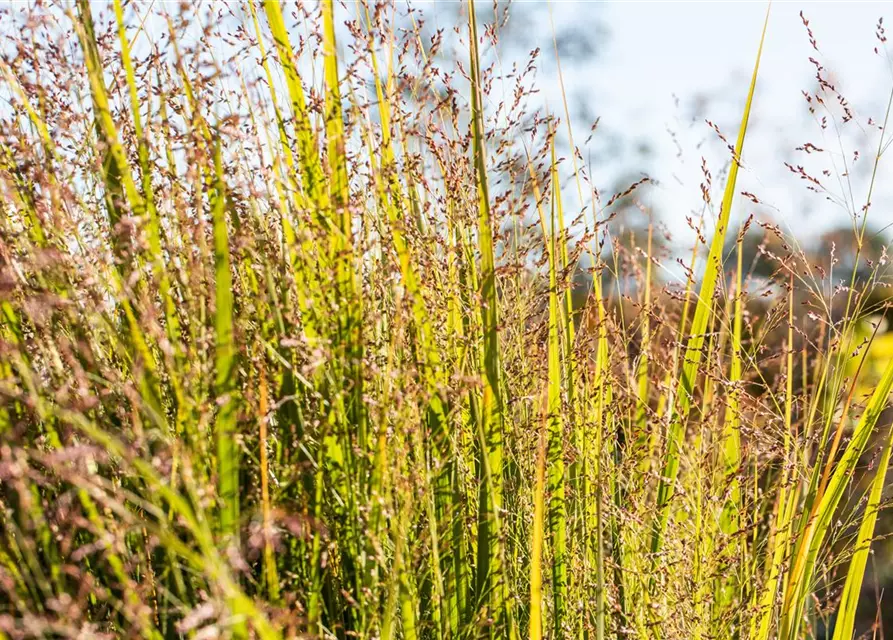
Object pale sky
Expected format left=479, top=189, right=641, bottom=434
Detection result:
left=546, top=2, right=893, bottom=245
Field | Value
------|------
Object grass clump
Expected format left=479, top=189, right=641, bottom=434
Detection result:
left=0, top=2, right=891, bottom=639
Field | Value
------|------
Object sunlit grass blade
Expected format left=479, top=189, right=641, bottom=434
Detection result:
left=719, top=227, right=746, bottom=535
left=261, top=0, right=326, bottom=211
left=714, top=221, right=749, bottom=627
left=634, top=223, right=653, bottom=473
left=652, top=6, right=769, bottom=558
left=467, top=2, right=512, bottom=636
left=256, top=363, right=280, bottom=603
left=830, top=422, right=893, bottom=640
left=529, top=415, right=547, bottom=640
left=210, top=137, right=239, bottom=544
left=546, top=140, right=568, bottom=635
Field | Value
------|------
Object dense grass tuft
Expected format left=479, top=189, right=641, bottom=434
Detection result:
left=0, top=2, right=891, bottom=639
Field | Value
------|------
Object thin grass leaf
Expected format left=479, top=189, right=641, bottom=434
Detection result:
left=210, top=136, right=239, bottom=544
left=652, top=7, right=769, bottom=558
left=830, top=422, right=893, bottom=640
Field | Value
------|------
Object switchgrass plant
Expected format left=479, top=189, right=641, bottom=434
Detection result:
left=0, top=1, right=892, bottom=639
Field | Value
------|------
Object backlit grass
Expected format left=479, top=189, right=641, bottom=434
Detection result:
left=0, top=2, right=891, bottom=639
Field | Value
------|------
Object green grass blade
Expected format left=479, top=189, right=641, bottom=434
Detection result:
left=652, top=7, right=769, bottom=557
left=261, top=0, right=326, bottom=212
left=547, top=141, right=568, bottom=635
left=830, top=422, right=893, bottom=640
left=467, top=2, right=512, bottom=636
left=210, top=137, right=239, bottom=544
left=530, top=420, right=547, bottom=640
